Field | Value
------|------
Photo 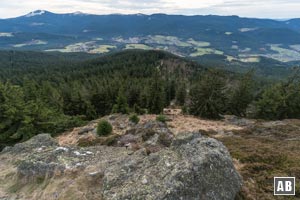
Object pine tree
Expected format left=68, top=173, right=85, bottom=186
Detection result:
left=176, top=82, right=187, bottom=106
left=255, top=77, right=300, bottom=120
left=228, top=71, right=255, bottom=117
left=0, top=82, right=25, bottom=143
left=165, top=79, right=176, bottom=105
left=189, top=70, right=227, bottom=119
left=148, top=69, right=165, bottom=114
left=112, top=88, right=129, bottom=114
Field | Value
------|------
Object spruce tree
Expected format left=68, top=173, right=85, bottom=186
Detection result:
left=148, top=69, right=165, bottom=114
left=176, top=82, right=187, bottom=106
left=189, top=70, right=227, bottom=119
left=228, top=71, right=254, bottom=117
left=112, top=88, right=129, bottom=114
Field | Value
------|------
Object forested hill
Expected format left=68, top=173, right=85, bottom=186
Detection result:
left=0, top=50, right=207, bottom=148
left=0, top=50, right=203, bottom=83
left=1, top=50, right=300, bottom=150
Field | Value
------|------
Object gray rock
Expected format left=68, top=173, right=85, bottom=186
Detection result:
left=18, top=160, right=65, bottom=181
left=78, top=127, right=94, bottom=135
left=102, top=133, right=242, bottom=200
left=118, top=134, right=139, bottom=146
left=224, top=115, right=255, bottom=127
left=2, top=134, right=57, bottom=154
left=1, top=131, right=242, bottom=200
left=123, top=120, right=174, bottom=147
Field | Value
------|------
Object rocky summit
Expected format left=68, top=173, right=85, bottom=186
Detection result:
left=0, top=119, right=242, bottom=200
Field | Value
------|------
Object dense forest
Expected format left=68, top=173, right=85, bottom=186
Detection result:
left=1, top=50, right=300, bottom=149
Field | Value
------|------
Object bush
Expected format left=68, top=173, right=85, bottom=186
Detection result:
left=129, top=113, right=140, bottom=124
left=156, top=115, right=167, bottom=123
left=97, top=120, right=113, bottom=136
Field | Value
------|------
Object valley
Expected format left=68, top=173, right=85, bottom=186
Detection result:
left=1, top=11, right=300, bottom=67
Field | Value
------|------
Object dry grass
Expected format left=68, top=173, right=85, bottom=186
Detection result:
left=166, top=115, right=243, bottom=135
left=217, top=121, right=300, bottom=200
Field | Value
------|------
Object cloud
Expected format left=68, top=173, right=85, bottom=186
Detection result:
left=0, top=0, right=299, bottom=19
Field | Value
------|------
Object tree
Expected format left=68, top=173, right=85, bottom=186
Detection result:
left=112, top=88, right=129, bottom=114
left=0, top=82, right=25, bottom=143
left=176, top=82, right=187, bottom=106
left=189, top=70, right=227, bottom=119
left=148, top=70, right=165, bottom=114
left=255, top=82, right=300, bottom=120
left=165, top=79, right=176, bottom=104
left=91, top=90, right=111, bottom=116
left=228, top=71, right=255, bottom=117
left=0, top=81, right=85, bottom=146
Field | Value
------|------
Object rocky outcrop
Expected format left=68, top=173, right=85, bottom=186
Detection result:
left=103, top=133, right=242, bottom=200
left=0, top=121, right=242, bottom=200
left=117, top=121, right=174, bottom=153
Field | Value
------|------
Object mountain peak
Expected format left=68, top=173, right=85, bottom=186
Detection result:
left=25, top=10, right=48, bottom=17
left=71, top=11, right=87, bottom=16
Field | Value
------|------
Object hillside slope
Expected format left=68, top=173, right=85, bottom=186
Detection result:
left=0, top=11, right=300, bottom=64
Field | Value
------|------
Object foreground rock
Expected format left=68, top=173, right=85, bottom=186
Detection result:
left=0, top=125, right=242, bottom=200
left=103, top=133, right=242, bottom=200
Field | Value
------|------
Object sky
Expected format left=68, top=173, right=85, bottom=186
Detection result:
left=0, top=0, right=300, bottom=19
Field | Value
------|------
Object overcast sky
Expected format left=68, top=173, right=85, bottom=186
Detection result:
left=0, top=0, right=299, bottom=19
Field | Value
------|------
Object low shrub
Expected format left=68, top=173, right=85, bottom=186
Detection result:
left=129, top=113, right=140, bottom=124
left=156, top=115, right=167, bottom=123
left=97, top=120, right=113, bottom=136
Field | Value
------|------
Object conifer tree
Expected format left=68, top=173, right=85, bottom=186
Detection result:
left=148, top=69, right=165, bottom=114
left=189, top=70, right=227, bottom=119
left=176, top=82, right=187, bottom=106
left=112, top=88, right=129, bottom=114
left=228, top=71, right=255, bottom=117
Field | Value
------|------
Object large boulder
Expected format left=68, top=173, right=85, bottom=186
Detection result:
left=1, top=131, right=242, bottom=200
left=102, top=133, right=242, bottom=200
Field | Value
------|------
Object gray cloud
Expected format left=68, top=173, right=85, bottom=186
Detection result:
left=0, top=0, right=299, bottom=19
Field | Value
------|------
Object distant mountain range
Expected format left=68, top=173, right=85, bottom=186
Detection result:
left=0, top=10, right=300, bottom=67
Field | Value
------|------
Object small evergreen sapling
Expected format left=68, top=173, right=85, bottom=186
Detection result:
left=97, top=120, right=113, bottom=136
left=129, top=113, right=140, bottom=124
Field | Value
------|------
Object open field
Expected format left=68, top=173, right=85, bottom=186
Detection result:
left=268, top=44, right=300, bottom=62
left=290, top=44, right=300, bottom=52
left=47, top=42, right=116, bottom=53
left=0, top=32, right=13, bottom=37
left=187, top=39, right=210, bottom=47
left=125, top=44, right=153, bottom=50
left=89, top=45, right=117, bottom=53
left=190, top=47, right=224, bottom=57
left=238, top=55, right=261, bottom=63
left=145, top=35, right=192, bottom=47
left=13, top=40, right=47, bottom=48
